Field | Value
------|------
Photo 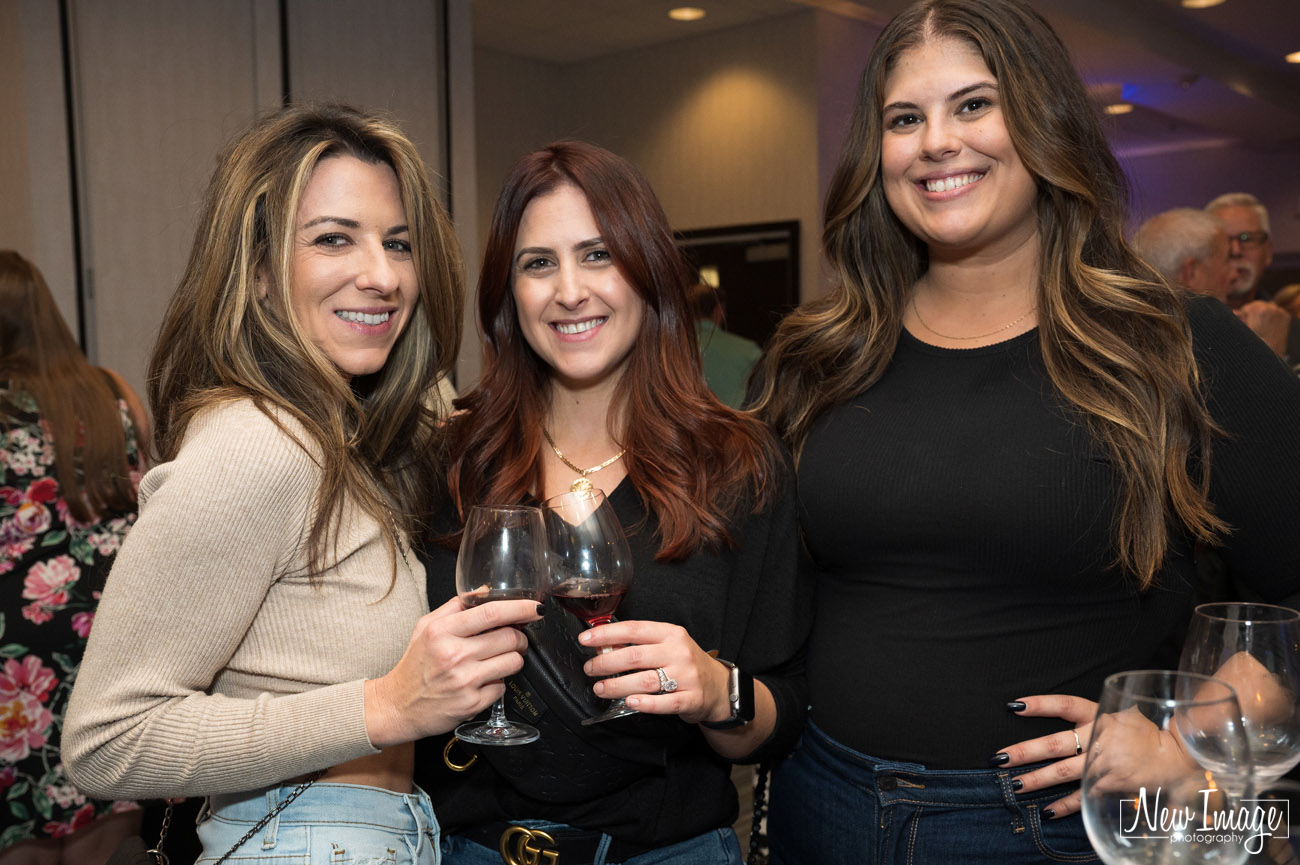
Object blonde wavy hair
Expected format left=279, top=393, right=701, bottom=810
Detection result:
left=753, top=0, right=1224, bottom=587
left=149, top=103, right=462, bottom=577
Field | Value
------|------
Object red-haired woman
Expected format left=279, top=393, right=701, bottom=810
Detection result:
left=0, top=251, right=147, bottom=865
left=417, top=141, right=810, bottom=864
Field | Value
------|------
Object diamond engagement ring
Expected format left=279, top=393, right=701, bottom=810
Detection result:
left=655, top=667, right=679, bottom=693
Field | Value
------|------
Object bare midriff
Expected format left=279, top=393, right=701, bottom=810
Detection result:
left=293, top=742, right=414, bottom=793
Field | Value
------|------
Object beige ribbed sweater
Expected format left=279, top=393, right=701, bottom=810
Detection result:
left=64, top=399, right=427, bottom=799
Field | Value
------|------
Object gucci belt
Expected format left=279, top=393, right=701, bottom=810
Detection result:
left=500, top=825, right=559, bottom=865
left=460, top=822, right=655, bottom=865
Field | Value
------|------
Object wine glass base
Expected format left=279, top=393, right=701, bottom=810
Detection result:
left=455, top=720, right=540, bottom=746
left=581, top=703, right=640, bottom=726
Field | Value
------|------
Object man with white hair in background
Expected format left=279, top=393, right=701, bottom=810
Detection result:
left=1133, top=207, right=1295, bottom=366
left=1206, top=192, right=1275, bottom=303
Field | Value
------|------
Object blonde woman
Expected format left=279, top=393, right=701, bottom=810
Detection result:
left=64, top=104, right=541, bottom=864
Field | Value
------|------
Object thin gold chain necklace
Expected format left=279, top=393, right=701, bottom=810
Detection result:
left=911, top=294, right=1037, bottom=341
left=542, top=427, right=627, bottom=493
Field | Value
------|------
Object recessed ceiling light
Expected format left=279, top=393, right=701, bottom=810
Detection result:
left=1105, top=103, right=1134, bottom=115
left=1180, top=0, right=1226, bottom=8
left=1287, top=51, right=1300, bottom=63
left=669, top=7, right=706, bottom=21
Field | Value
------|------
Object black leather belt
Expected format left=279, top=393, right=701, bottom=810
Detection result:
left=460, top=822, right=655, bottom=865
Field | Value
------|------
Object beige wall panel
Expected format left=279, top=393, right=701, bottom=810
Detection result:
left=473, top=47, right=567, bottom=258
left=70, top=0, right=274, bottom=400
left=558, top=11, right=821, bottom=301
left=287, top=0, right=446, bottom=186
left=15, top=0, right=78, bottom=322
left=0, top=1, right=36, bottom=260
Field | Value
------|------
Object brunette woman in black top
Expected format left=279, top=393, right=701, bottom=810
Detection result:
left=417, top=142, right=810, bottom=864
left=752, top=1, right=1300, bottom=862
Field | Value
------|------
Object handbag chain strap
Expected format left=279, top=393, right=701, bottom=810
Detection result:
left=148, top=770, right=325, bottom=865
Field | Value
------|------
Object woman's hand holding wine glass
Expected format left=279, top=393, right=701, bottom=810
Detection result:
left=362, top=593, right=542, bottom=748
left=453, top=505, right=550, bottom=746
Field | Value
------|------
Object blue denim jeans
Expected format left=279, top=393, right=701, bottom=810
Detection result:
left=767, top=721, right=1098, bottom=865
left=196, top=782, right=440, bottom=864
left=441, top=821, right=742, bottom=865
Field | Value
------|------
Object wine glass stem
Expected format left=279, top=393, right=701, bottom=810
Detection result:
left=486, top=696, right=510, bottom=728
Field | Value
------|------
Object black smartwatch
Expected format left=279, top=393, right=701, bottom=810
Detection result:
left=700, top=658, right=755, bottom=730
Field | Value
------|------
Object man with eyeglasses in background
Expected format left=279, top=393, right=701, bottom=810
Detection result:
left=1206, top=192, right=1300, bottom=369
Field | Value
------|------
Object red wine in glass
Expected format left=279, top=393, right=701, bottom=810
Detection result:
left=542, top=488, right=637, bottom=725
left=550, top=579, right=628, bottom=627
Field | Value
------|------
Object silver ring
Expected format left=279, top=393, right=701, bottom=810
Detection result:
left=1072, top=729, right=1083, bottom=756
left=655, top=667, right=679, bottom=693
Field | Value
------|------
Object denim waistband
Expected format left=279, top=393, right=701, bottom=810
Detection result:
left=208, top=781, right=434, bottom=830
left=801, top=718, right=1076, bottom=808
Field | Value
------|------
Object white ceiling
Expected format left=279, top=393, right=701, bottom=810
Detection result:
left=472, top=0, right=1300, bottom=155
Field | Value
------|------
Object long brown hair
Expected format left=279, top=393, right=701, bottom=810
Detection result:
left=149, top=104, right=462, bottom=575
left=753, top=0, right=1224, bottom=586
left=0, top=251, right=137, bottom=521
left=448, top=141, right=775, bottom=559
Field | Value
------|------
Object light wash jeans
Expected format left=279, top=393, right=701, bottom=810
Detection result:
left=197, top=782, right=440, bottom=864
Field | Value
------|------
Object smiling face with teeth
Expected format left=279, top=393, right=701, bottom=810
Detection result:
left=288, top=154, right=416, bottom=380
left=511, top=183, right=645, bottom=397
left=880, top=36, right=1039, bottom=262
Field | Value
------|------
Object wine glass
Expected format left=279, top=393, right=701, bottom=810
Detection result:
left=1082, top=670, right=1254, bottom=865
left=542, top=488, right=637, bottom=725
left=1180, top=603, right=1300, bottom=784
left=454, top=504, right=549, bottom=746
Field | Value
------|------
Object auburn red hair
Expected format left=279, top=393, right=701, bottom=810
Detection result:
left=446, top=141, right=775, bottom=558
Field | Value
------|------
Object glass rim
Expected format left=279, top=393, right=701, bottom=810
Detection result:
left=468, top=504, right=543, bottom=513
left=1192, top=601, right=1300, bottom=623
left=1101, top=669, right=1240, bottom=708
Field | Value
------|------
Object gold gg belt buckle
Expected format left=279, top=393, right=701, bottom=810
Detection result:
left=499, top=825, right=560, bottom=865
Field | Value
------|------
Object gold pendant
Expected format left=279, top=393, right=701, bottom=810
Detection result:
left=570, top=476, right=594, bottom=493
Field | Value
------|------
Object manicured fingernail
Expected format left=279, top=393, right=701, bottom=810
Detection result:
left=988, top=752, right=1010, bottom=767
left=1006, top=701, right=1027, bottom=712
left=536, top=604, right=546, bottom=616
left=593, top=681, right=604, bottom=695
left=1010, top=779, right=1024, bottom=791
left=579, top=631, right=592, bottom=643
left=626, top=696, right=641, bottom=708
left=1042, top=808, right=1056, bottom=819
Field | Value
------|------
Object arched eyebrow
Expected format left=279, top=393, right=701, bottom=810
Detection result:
left=299, top=216, right=409, bottom=235
left=883, top=81, right=997, bottom=113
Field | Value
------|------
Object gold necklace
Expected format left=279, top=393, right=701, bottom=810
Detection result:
left=542, top=428, right=627, bottom=493
left=911, top=294, right=1037, bottom=341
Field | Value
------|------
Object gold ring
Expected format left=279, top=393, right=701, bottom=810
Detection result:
left=1072, top=729, right=1083, bottom=756
left=443, top=737, right=479, bottom=772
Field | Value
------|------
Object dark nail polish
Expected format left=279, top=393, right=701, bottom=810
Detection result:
left=1042, top=808, right=1056, bottom=820
left=1011, top=779, right=1023, bottom=791
left=1006, top=701, right=1027, bottom=712
left=988, top=752, right=1010, bottom=767
left=536, top=604, right=547, bottom=616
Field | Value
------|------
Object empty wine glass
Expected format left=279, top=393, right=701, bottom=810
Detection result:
left=1180, top=603, right=1300, bottom=784
left=1082, top=670, right=1254, bottom=865
left=542, top=488, right=637, bottom=725
left=454, top=504, right=549, bottom=746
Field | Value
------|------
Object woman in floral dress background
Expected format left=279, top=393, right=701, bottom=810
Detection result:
left=0, top=251, right=147, bottom=865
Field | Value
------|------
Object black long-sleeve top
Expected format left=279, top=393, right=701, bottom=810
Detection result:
left=798, top=296, right=1300, bottom=768
left=415, top=456, right=811, bottom=846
